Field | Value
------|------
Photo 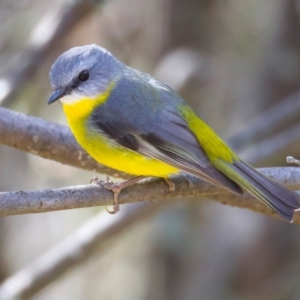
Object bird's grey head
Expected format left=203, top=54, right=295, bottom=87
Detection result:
left=48, top=44, right=122, bottom=105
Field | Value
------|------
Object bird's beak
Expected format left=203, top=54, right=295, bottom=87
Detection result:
left=48, top=89, right=67, bottom=105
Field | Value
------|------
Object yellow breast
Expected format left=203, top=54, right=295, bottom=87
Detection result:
left=61, top=90, right=179, bottom=177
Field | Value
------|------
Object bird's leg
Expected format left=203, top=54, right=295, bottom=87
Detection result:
left=164, top=178, right=175, bottom=191
left=90, top=176, right=175, bottom=212
left=151, top=178, right=175, bottom=204
left=91, top=176, right=146, bottom=214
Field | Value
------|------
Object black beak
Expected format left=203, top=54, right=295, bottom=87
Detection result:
left=48, top=89, right=67, bottom=105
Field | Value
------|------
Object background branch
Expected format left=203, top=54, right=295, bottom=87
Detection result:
left=0, top=0, right=102, bottom=107
left=236, top=122, right=300, bottom=165
left=0, top=204, right=167, bottom=300
left=229, top=91, right=300, bottom=151
left=228, top=91, right=300, bottom=165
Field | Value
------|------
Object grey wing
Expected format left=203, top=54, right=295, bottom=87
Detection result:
left=90, top=102, right=243, bottom=194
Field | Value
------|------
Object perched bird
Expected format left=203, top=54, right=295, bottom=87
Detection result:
left=48, top=44, right=300, bottom=221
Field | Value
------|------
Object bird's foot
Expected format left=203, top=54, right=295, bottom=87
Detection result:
left=164, top=178, right=175, bottom=192
left=151, top=178, right=175, bottom=204
left=90, top=176, right=145, bottom=214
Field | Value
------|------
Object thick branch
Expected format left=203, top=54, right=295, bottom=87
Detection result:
left=0, top=107, right=129, bottom=178
left=1, top=167, right=300, bottom=222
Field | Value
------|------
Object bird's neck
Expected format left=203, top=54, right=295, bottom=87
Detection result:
left=61, top=81, right=115, bottom=121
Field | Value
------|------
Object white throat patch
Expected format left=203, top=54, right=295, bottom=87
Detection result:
left=60, top=93, right=86, bottom=105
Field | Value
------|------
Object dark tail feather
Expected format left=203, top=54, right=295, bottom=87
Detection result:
left=216, top=160, right=300, bottom=222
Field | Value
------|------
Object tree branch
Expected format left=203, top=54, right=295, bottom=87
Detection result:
left=0, top=107, right=130, bottom=178
left=0, top=106, right=300, bottom=222
left=1, top=167, right=300, bottom=222
left=236, top=122, right=300, bottom=165
left=0, top=204, right=166, bottom=299
left=229, top=90, right=300, bottom=152
left=0, top=167, right=300, bottom=299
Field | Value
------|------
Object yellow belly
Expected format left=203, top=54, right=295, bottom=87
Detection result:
left=62, top=101, right=179, bottom=177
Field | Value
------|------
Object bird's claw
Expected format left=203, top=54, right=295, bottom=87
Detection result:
left=90, top=176, right=146, bottom=213
left=90, top=176, right=120, bottom=214
left=101, top=176, right=115, bottom=189
left=90, top=176, right=100, bottom=184
left=105, top=204, right=120, bottom=214
left=165, top=178, right=175, bottom=191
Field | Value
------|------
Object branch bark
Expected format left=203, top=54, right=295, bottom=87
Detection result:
left=1, top=168, right=300, bottom=222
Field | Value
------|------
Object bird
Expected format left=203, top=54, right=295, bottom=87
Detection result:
left=48, top=44, right=300, bottom=221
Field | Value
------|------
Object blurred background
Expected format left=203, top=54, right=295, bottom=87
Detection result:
left=1, top=0, right=300, bottom=299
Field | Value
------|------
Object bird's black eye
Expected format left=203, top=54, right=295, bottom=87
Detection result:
left=78, top=70, right=89, bottom=82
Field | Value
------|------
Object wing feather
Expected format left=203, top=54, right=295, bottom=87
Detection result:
left=91, top=107, right=243, bottom=194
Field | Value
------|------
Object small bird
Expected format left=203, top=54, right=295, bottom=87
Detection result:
left=48, top=44, right=300, bottom=221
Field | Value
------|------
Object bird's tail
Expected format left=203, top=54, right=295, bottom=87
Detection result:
left=213, top=159, right=300, bottom=222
